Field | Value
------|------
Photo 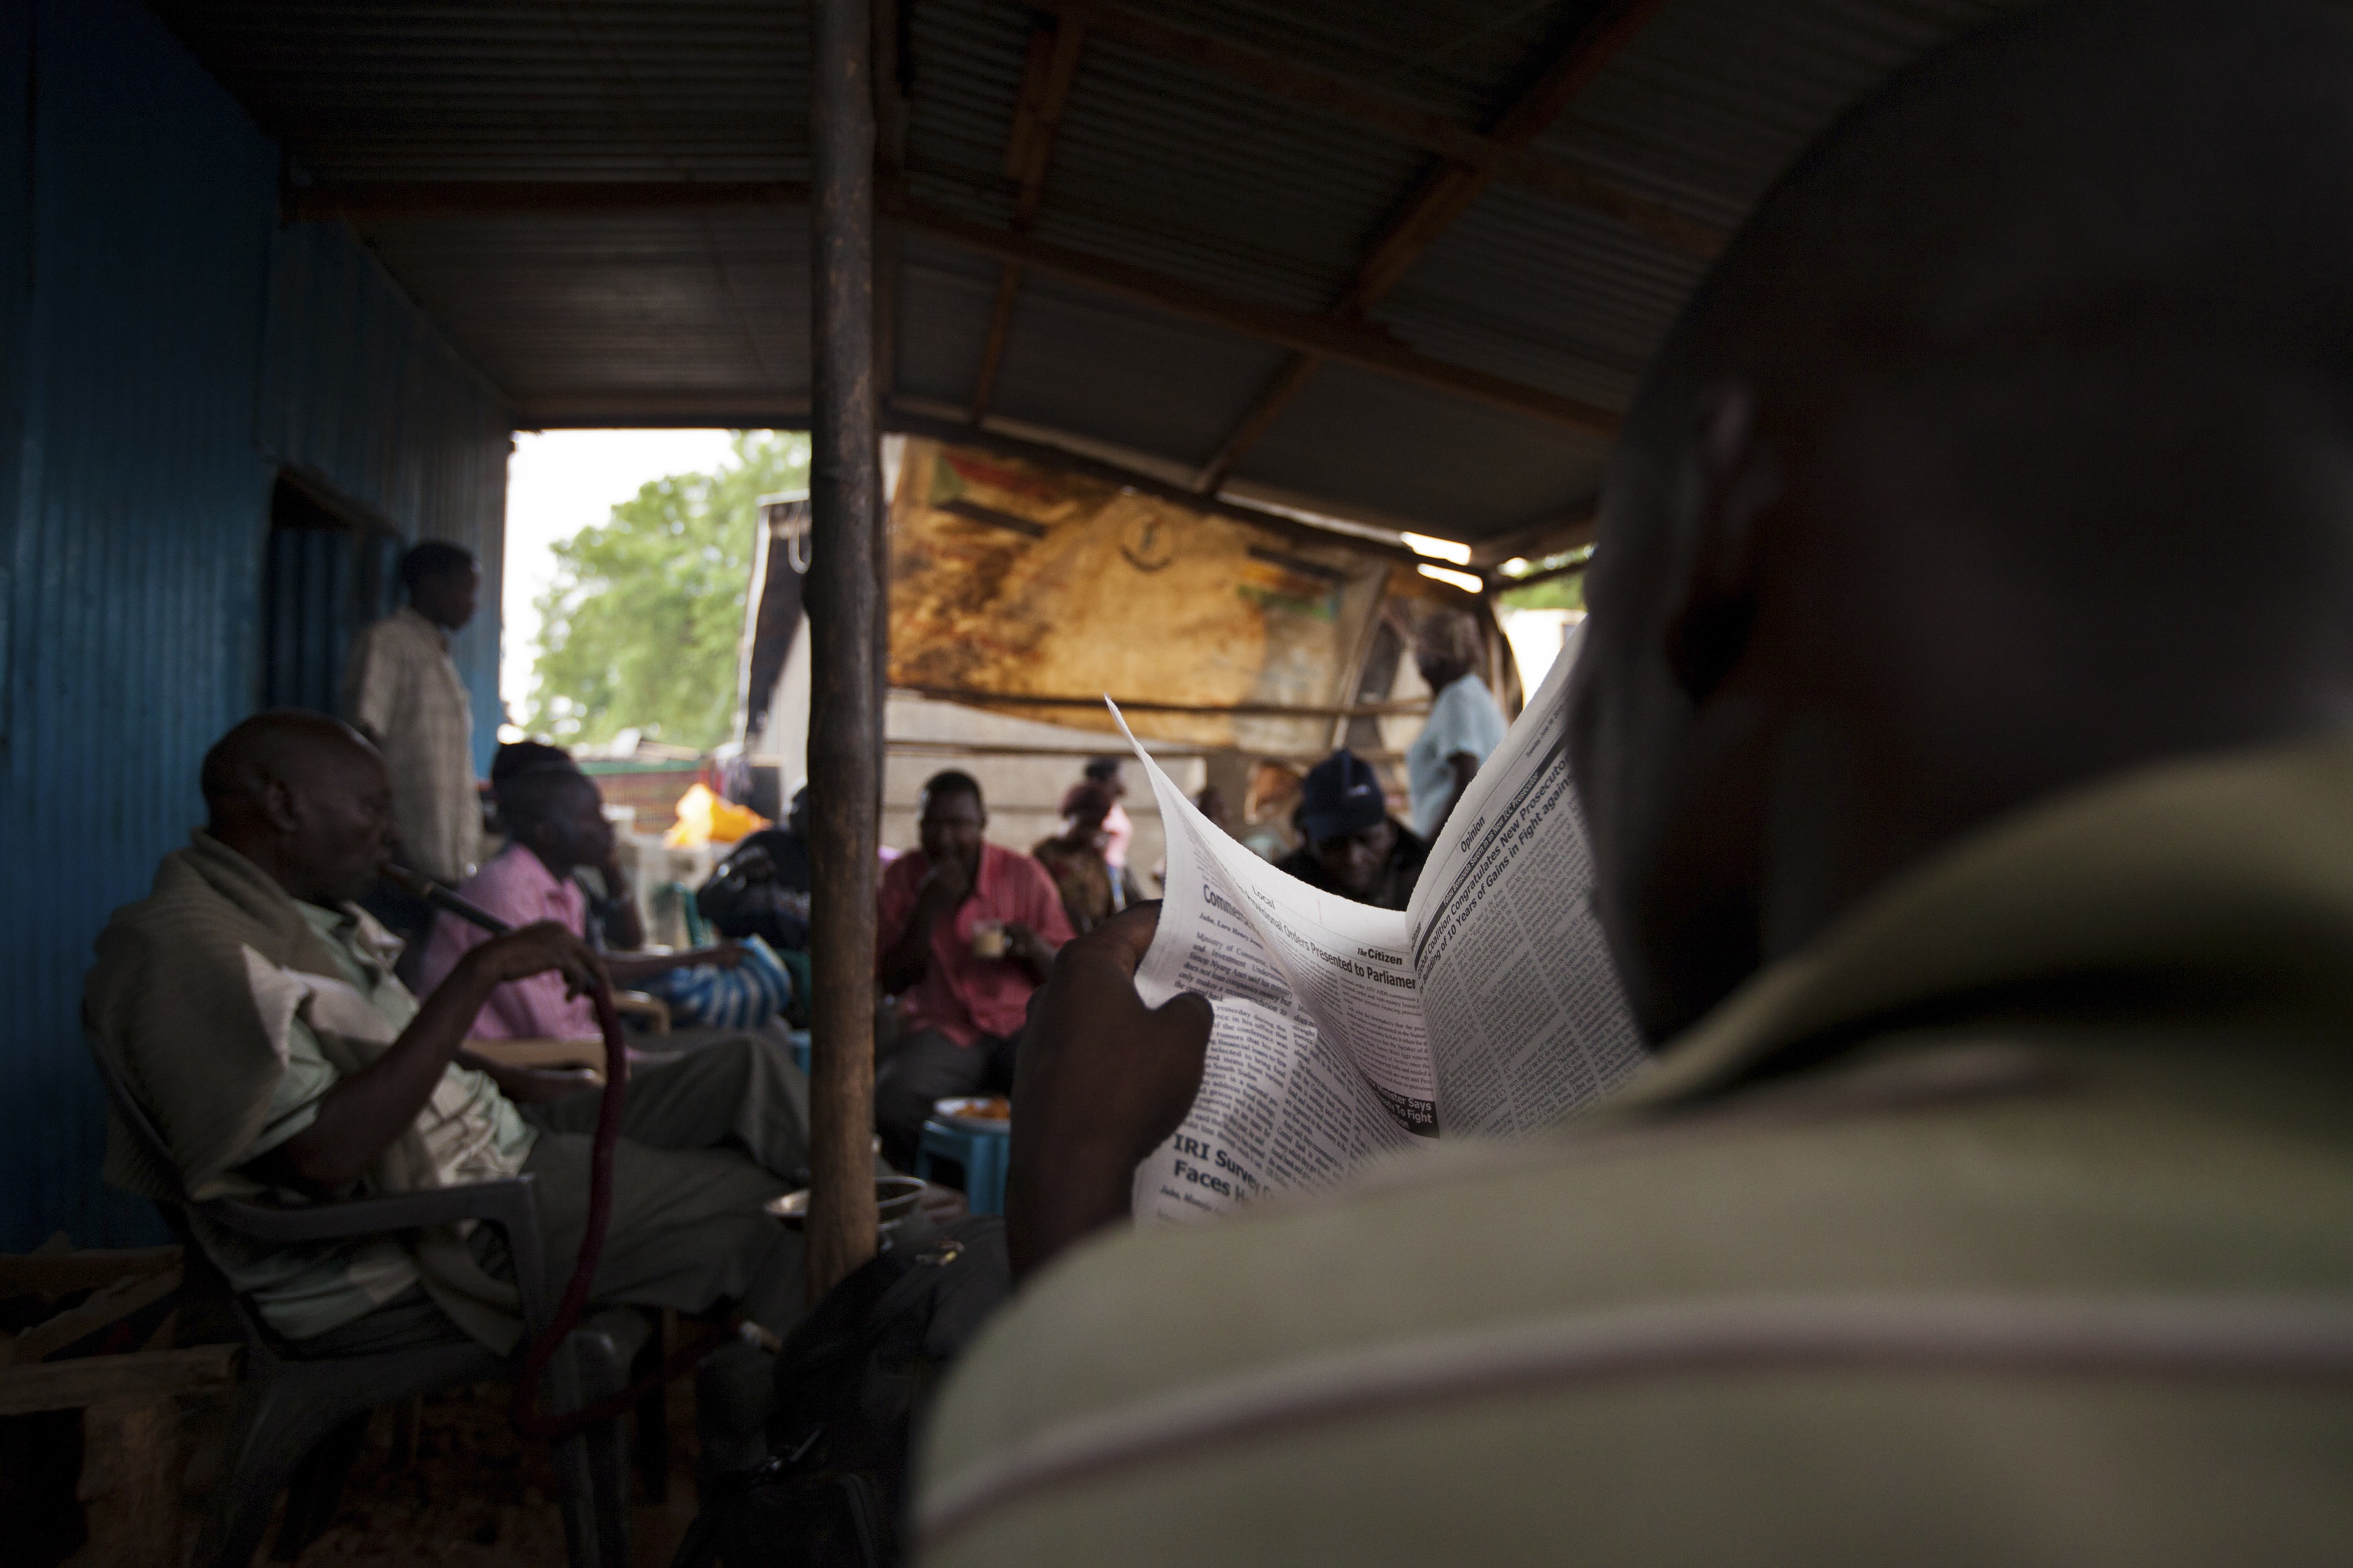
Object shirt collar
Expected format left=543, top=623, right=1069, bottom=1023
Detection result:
left=1616, top=736, right=2353, bottom=1111
left=396, top=603, right=450, bottom=652
left=295, top=899, right=400, bottom=989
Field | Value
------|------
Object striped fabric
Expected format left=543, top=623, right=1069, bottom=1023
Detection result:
left=639, top=934, right=794, bottom=1030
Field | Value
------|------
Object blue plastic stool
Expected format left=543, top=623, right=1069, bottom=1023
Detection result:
left=916, top=1118, right=1011, bottom=1216
left=786, top=1029, right=811, bottom=1077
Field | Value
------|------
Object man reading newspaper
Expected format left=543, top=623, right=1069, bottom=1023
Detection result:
left=916, top=3, right=2353, bottom=1563
left=1108, top=638, right=1644, bottom=1225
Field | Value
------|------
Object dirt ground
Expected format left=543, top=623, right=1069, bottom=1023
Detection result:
left=276, top=1375, right=704, bottom=1568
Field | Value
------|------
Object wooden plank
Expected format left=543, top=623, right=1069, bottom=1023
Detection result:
left=516, top=391, right=813, bottom=427
left=0, top=1247, right=179, bottom=1298
left=284, top=179, right=807, bottom=219
left=894, top=685, right=1431, bottom=720
left=7, top=1268, right=182, bottom=1366
left=884, top=407, right=1435, bottom=571
left=1497, top=552, right=1596, bottom=593
left=1468, top=503, right=1602, bottom=567
left=1195, top=0, right=1668, bottom=491
left=463, top=1037, right=610, bottom=1073
left=0, top=1345, right=239, bottom=1416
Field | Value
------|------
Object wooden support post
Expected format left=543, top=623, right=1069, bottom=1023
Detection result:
left=807, top=0, right=884, bottom=1300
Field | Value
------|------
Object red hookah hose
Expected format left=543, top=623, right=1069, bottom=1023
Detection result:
left=388, top=867, right=739, bottom=1440
left=510, top=978, right=737, bottom=1440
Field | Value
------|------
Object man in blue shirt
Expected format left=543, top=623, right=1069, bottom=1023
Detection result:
left=1406, top=608, right=1510, bottom=839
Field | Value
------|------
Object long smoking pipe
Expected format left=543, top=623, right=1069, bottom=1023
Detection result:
left=381, top=861, right=515, bottom=938
left=381, top=863, right=750, bottom=1438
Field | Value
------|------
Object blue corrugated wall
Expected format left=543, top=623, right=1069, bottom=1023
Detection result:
left=260, top=222, right=510, bottom=764
left=0, top=0, right=512, bottom=1249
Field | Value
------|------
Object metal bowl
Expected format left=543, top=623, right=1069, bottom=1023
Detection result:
left=766, top=1175, right=929, bottom=1229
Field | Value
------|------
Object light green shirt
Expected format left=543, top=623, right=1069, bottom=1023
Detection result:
left=206, top=903, right=535, bottom=1341
left=917, top=741, right=2353, bottom=1567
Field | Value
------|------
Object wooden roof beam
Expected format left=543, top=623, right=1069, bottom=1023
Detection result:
left=1012, top=0, right=1722, bottom=257
left=286, top=179, right=1622, bottom=436
left=284, top=180, right=808, bottom=218
left=971, top=17, right=1088, bottom=422
left=892, top=194, right=1620, bottom=438
left=1194, top=0, right=1669, bottom=493
left=1467, top=500, right=1601, bottom=567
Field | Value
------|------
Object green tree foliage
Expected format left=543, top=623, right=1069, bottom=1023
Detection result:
left=525, top=431, right=810, bottom=749
left=1495, top=548, right=1591, bottom=612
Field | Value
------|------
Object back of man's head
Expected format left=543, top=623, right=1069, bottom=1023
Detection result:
left=491, top=739, right=573, bottom=790
left=498, top=762, right=597, bottom=843
left=201, top=711, right=392, bottom=903
left=922, top=770, right=985, bottom=813
left=399, top=540, right=475, bottom=597
left=202, top=710, right=376, bottom=824
left=1572, top=0, right=2353, bottom=1040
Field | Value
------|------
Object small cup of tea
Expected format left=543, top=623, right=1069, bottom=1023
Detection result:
left=970, top=919, right=1008, bottom=960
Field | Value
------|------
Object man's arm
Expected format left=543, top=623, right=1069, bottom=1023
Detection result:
left=1002, top=854, right=1076, bottom=984
left=337, top=622, right=397, bottom=749
left=1006, top=905, right=1210, bottom=1279
left=1002, top=923, right=1060, bottom=984
left=1432, top=750, right=1482, bottom=837
left=603, top=942, right=740, bottom=985
left=594, top=856, right=647, bottom=950
left=878, top=856, right=971, bottom=993
left=249, top=921, right=602, bottom=1196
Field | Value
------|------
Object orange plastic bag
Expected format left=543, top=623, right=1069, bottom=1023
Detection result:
left=664, top=782, right=768, bottom=848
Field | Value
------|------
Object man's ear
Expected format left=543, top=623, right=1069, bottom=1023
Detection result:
left=257, top=774, right=305, bottom=835
left=1663, top=382, right=1778, bottom=705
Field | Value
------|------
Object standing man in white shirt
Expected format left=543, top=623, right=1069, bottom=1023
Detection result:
left=1406, top=608, right=1509, bottom=841
left=342, top=541, right=485, bottom=949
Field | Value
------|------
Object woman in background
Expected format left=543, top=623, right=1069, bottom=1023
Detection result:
left=1033, top=783, right=1142, bottom=935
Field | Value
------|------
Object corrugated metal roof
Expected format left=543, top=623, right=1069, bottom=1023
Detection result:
left=147, top=0, right=2044, bottom=542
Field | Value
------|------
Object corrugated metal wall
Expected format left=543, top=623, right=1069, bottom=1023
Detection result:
left=260, top=219, right=512, bottom=766
left=0, top=0, right=512, bottom=1249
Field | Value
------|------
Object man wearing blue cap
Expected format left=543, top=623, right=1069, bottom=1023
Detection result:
left=1275, top=749, right=1429, bottom=910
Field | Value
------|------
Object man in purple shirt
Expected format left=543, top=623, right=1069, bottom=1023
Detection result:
left=417, top=764, right=739, bottom=1038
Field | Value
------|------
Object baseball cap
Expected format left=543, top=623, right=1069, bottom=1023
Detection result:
left=1298, top=749, right=1388, bottom=842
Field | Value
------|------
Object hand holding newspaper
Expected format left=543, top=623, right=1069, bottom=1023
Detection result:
left=1115, top=634, right=1646, bottom=1223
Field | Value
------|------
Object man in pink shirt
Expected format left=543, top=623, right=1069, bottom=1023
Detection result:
left=875, top=770, right=1074, bottom=1168
left=417, top=764, right=739, bottom=1038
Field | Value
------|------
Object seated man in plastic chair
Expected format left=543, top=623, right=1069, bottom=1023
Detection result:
left=417, top=759, right=787, bottom=1057
left=84, top=711, right=810, bottom=1470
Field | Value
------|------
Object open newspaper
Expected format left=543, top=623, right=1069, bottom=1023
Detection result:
left=1119, top=633, right=1647, bottom=1222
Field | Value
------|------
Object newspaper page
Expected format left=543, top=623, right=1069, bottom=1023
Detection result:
left=1406, top=629, right=1648, bottom=1135
left=1121, top=716, right=1425, bottom=1223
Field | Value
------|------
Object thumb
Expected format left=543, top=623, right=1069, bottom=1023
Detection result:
left=1150, top=989, right=1215, bottom=1047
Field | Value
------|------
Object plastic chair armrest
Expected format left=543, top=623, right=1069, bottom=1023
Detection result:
left=201, top=1175, right=539, bottom=1247
left=612, top=990, right=671, bottom=1034
left=204, top=1175, right=554, bottom=1333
